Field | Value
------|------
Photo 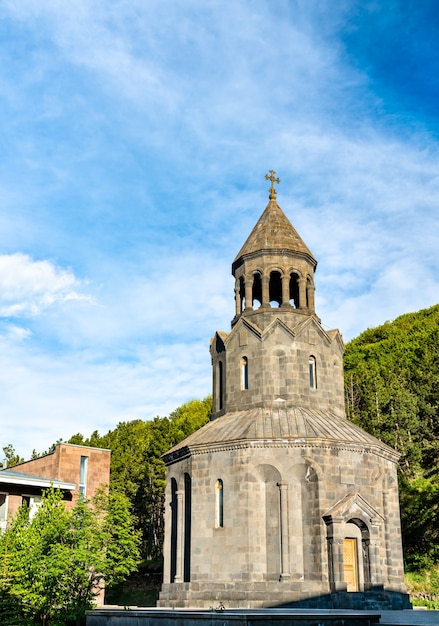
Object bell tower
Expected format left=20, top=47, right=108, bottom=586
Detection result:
left=211, top=171, right=345, bottom=420
left=232, top=170, right=317, bottom=326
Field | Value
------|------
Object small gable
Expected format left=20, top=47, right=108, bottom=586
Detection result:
left=323, top=492, right=385, bottom=525
left=210, top=331, right=228, bottom=355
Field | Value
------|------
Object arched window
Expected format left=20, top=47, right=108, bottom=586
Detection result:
left=241, top=356, right=249, bottom=390
left=218, top=361, right=224, bottom=410
left=170, top=478, right=178, bottom=583
left=216, top=479, right=224, bottom=528
left=309, top=356, right=317, bottom=389
left=184, top=473, right=192, bottom=582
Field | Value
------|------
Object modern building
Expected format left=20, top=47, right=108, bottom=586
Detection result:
left=0, top=442, right=111, bottom=528
left=158, top=173, right=409, bottom=609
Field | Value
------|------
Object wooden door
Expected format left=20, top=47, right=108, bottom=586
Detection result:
left=343, top=537, right=359, bottom=592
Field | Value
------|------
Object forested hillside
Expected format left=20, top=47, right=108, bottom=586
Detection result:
left=344, top=303, right=439, bottom=569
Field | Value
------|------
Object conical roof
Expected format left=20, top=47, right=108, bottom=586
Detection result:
left=233, top=199, right=316, bottom=267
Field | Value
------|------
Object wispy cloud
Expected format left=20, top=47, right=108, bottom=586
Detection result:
left=0, top=254, right=93, bottom=317
left=0, top=1, right=438, bottom=457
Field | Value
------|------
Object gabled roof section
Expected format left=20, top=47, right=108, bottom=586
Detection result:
left=323, top=492, right=385, bottom=524
left=327, top=328, right=345, bottom=352
left=233, top=200, right=316, bottom=267
left=260, top=316, right=297, bottom=341
left=226, top=315, right=297, bottom=345
left=210, top=331, right=229, bottom=355
left=226, top=314, right=343, bottom=349
left=293, top=315, right=331, bottom=344
left=226, top=316, right=263, bottom=344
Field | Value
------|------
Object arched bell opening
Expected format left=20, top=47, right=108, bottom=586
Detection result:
left=289, top=272, right=300, bottom=308
left=239, top=276, right=245, bottom=313
left=252, top=272, right=262, bottom=309
left=269, top=270, right=282, bottom=308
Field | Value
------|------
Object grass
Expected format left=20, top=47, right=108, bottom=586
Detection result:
left=405, top=566, right=439, bottom=609
left=105, top=558, right=162, bottom=608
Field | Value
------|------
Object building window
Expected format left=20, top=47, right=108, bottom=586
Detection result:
left=170, top=478, right=178, bottom=583
left=309, top=356, right=317, bottom=389
left=216, top=479, right=224, bottom=528
left=241, top=356, right=249, bottom=390
left=79, top=456, right=89, bottom=496
left=0, top=493, right=7, bottom=531
left=22, top=495, right=42, bottom=520
left=184, top=473, right=192, bottom=583
left=218, top=361, right=224, bottom=410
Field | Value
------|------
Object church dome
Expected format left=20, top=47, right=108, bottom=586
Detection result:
left=163, top=406, right=399, bottom=465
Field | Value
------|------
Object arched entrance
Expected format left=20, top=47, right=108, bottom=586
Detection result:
left=343, top=519, right=371, bottom=592
left=323, top=494, right=381, bottom=593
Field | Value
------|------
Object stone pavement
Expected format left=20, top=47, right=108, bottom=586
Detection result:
left=87, top=607, right=439, bottom=626
left=379, top=610, right=439, bottom=625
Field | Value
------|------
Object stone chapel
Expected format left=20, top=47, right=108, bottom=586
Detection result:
left=158, top=172, right=410, bottom=610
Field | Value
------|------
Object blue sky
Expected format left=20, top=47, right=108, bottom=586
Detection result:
left=1, top=0, right=438, bottom=460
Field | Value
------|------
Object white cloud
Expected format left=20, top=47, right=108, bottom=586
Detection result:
left=319, top=257, right=439, bottom=341
left=0, top=1, right=438, bottom=460
left=0, top=333, right=211, bottom=459
left=0, top=254, right=93, bottom=317
left=4, top=325, right=32, bottom=341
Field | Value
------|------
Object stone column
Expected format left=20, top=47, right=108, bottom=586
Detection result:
left=234, top=280, right=241, bottom=316
left=278, top=482, right=291, bottom=580
left=244, top=276, right=253, bottom=310
left=307, top=282, right=315, bottom=313
left=281, top=274, right=290, bottom=308
left=174, top=490, right=184, bottom=583
left=299, top=278, right=307, bottom=309
left=326, top=520, right=347, bottom=592
left=262, top=275, right=270, bottom=308
left=362, top=537, right=372, bottom=590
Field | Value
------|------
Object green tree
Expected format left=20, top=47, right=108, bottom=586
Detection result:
left=0, top=487, right=140, bottom=626
left=0, top=445, right=24, bottom=468
left=344, top=304, right=439, bottom=568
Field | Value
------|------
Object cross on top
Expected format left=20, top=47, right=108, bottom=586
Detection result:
left=265, top=169, right=280, bottom=200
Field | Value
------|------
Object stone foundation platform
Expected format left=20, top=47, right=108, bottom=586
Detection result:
left=158, top=582, right=411, bottom=611
left=86, top=607, right=380, bottom=626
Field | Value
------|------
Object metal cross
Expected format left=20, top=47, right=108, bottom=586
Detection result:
left=265, top=170, right=280, bottom=199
